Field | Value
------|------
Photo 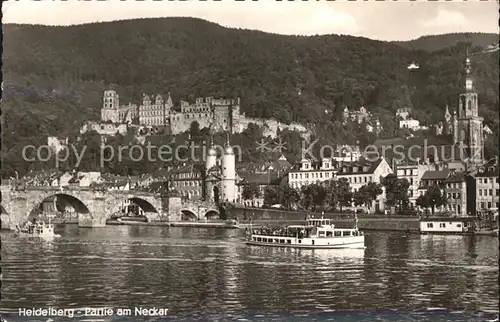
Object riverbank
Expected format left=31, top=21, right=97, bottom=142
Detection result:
left=106, top=220, right=239, bottom=229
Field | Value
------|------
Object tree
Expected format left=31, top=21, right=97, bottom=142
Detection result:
left=242, top=183, right=260, bottom=200
left=189, top=121, right=201, bottom=142
left=385, top=178, right=410, bottom=212
left=324, top=178, right=352, bottom=213
left=416, top=185, right=447, bottom=216
left=353, top=182, right=383, bottom=209
left=280, top=184, right=300, bottom=209
left=337, top=179, right=353, bottom=213
left=263, top=187, right=279, bottom=206
left=299, top=183, right=326, bottom=212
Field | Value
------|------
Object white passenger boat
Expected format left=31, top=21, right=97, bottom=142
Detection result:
left=14, top=215, right=60, bottom=239
left=246, top=217, right=365, bottom=249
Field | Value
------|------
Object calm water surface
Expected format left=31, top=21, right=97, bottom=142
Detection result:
left=0, top=225, right=498, bottom=321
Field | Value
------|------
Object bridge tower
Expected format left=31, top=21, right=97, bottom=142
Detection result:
left=221, top=132, right=236, bottom=203
left=206, top=136, right=217, bottom=171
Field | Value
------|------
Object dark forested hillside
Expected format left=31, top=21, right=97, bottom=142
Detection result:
left=394, top=33, right=498, bottom=52
left=2, top=18, right=499, bottom=178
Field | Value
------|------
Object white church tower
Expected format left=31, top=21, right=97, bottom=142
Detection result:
left=221, top=133, right=236, bottom=203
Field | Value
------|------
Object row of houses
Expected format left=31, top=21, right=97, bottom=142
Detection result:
left=395, top=159, right=499, bottom=216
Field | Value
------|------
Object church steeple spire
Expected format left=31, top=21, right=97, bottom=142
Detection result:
left=465, top=48, right=474, bottom=92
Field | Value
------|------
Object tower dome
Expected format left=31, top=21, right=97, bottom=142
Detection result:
left=208, top=147, right=217, bottom=156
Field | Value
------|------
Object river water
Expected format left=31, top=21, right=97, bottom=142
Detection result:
left=0, top=225, right=498, bottom=321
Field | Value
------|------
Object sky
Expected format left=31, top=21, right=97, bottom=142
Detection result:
left=2, top=0, right=498, bottom=41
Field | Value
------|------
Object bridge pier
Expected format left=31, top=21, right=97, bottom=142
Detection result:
left=3, top=197, right=30, bottom=230
left=162, top=192, right=182, bottom=221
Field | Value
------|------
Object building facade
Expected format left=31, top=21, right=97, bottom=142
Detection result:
left=475, top=165, right=499, bottom=211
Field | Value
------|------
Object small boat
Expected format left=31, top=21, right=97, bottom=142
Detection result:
left=14, top=215, right=60, bottom=239
left=246, top=217, right=365, bottom=249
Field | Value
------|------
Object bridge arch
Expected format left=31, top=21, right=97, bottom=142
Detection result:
left=29, top=193, right=92, bottom=221
left=107, top=195, right=161, bottom=222
left=204, top=209, right=220, bottom=220
left=127, top=197, right=159, bottom=214
left=181, top=209, right=198, bottom=221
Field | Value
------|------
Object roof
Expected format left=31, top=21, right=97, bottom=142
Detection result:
left=421, top=169, right=451, bottom=181
left=336, top=158, right=385, bottom=176
left=444, top=171, right=466, bottom=183
left=172, top=163, right=204, bottom=175
left=239, top=172, right=282, bottom=185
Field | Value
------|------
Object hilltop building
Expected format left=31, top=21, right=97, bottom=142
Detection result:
left=82, top=90, right=311, bottom=140
left=342, top=106, right=382, bottom=135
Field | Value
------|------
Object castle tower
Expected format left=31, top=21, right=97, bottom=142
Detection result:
left=165, top=92, right=173, bottom=118
left=221, top=132, right=236, bottom=203
left=101, top=90, right=120, bottom=123
left=455, top=51, right=484, bottom=163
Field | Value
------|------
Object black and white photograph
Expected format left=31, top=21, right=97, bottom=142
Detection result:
left=1, top=0, right=499, bottom=321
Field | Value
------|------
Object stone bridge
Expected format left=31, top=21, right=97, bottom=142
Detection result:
left=0, top=185, right=219, bottom=230
left=179, top=200, right=220, bottom=221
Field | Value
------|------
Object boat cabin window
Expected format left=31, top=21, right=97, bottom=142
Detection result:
left=456, top=224, right=461, bottom=228
left=326, top=231, right=333, bottom=237
left=334, top=231, right=341, bottom=237
left=342, top=231, right=351, bottom=236
left=353, top=231, right=358, bottom=236
left=319, top=231, right=325, bottom=237
left=439, top=223, right=446, bottom=228
left=427, top=223, right=433, bottom=228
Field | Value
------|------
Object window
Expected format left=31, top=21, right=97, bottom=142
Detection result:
left=427, top=223, right=434, bottom=228
left=326, top=231, right=333, bottom=237
left=334, top=231, right=341, bottom=237
left=489, top=189, right=493, bottom=196
left=457, top=224, right=462, bottom=228
left=439, top=223, right=446, bottom=228
left=342, top=231, right=351, bottom=236
left=479, top=190, right=483, bottom=196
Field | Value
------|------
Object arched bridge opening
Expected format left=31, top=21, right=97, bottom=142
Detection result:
left=113, top=197, right=160, bottom=223
left=181, top=210, right=198, bottom=221
left=205, top=210, right=220, bottom=220
left=30, top=193, right=91, bottom=222
left=128, top=197, right=159, bottom=214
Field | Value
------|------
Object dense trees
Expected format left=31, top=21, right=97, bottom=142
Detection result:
left=2, top=20, right=498, bottom=178
left=353, top=182, right=384, bottom=210
left=384, top=178, right=411, bottom=212
left=416, top=185, right=447, bottom=215
left=242, top=183, right=260, bottom=200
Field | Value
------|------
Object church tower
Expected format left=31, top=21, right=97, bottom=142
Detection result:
left=221, top=132, right=236, bottom=203
left=454, top=51, right=484, bottom=163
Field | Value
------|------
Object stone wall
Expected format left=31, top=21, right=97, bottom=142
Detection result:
left=229, top=207, right=421, bottom=231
